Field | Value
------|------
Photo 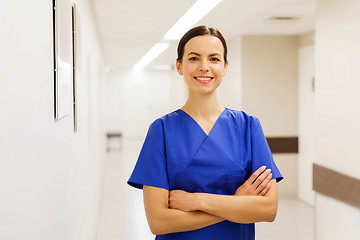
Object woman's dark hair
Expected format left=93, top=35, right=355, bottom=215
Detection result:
left=176, top=25, right=228, bottom=64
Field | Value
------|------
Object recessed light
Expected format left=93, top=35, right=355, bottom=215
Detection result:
left=267, top=16, right=300, bottom=22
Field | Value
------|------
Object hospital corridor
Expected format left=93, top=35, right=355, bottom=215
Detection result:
left=1, top=0, right=360, bottom=240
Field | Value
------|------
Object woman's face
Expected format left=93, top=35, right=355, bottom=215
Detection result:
left=176, top=35, right=228, bottom=95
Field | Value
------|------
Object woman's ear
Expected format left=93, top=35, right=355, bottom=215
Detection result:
left=176, top=61, right=183, bottom=76
left=223, top=62, right=228, bottom=76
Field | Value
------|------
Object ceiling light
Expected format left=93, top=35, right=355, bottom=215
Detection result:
left=164, top=0, right=222, bottom=40
left=134, top=43, right=170, bottom=70
left=269, top=17, right=299, bottom=21
left=266, top=16, right=300, bottom=23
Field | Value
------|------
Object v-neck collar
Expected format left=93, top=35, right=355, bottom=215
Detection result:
left=178, top=108, right=227, bottom=137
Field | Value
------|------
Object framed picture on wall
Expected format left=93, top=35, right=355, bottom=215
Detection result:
left=53, top=0, right=73, bottom=120
left=72, top=3, right=77, bottom=132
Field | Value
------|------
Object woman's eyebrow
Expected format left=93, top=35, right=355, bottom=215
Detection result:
left=187, top=52, right=201, bottom=56
left=187, top=52, right=222, bottom=57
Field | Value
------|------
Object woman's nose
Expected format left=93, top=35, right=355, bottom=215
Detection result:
left=199, top=60, right=209, bottom=72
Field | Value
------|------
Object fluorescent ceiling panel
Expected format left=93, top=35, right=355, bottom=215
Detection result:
left=134, top=43, right=170, bottom=70
left=164, top=0, right=222, bottom=40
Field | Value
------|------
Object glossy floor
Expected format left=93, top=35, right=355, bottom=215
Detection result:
left=96, top=139, right=314, bottom=240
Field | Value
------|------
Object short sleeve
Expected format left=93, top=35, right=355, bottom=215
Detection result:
left=127, top=119, right=169, bottom=190
left=250, top=117, right=283, bottom=183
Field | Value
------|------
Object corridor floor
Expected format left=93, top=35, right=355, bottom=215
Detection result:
left=96, top=139, right=314, bottom=240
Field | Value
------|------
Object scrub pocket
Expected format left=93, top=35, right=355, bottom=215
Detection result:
left=225, top=169, right=247, bottom=195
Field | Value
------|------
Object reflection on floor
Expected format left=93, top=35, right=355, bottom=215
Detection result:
left=95, top=139, right=314, bottom=240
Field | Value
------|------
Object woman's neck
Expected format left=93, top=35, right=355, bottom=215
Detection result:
left=181, top=91, right=224, bottom=119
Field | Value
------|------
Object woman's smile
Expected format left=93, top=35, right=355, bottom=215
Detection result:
left=194, top=76, right=214, bottom=84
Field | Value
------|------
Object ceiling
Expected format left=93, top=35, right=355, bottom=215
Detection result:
left=90, top=0, right=316, bottom=70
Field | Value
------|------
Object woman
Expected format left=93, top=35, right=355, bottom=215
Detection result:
left=128, top=25, right=283, bottom=240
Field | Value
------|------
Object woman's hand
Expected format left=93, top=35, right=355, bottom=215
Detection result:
left=169, top=190, right=198, bottom=212
left=235, top=166, right=272, bottom=196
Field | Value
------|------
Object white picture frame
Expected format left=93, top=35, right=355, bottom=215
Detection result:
left=53, top=0, right=73, bottom=120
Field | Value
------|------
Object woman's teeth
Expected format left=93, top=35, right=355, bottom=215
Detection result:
left=195, top=77, right=212, bottom=81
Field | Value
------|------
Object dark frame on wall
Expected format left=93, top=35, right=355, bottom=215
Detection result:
left=72, top=3, right=77, bottom=132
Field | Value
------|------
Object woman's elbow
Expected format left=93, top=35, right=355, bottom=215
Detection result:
left=264, top=186, right=279, bottom=222
left=264, top=202, right=278, bottom=222
left=148, top=217, right=172, bottom=235
left=266, top=210, right=277, bottom=222
left=149, top=226, right=161, bottom=236
left=252, top=199, right=278, bottom=223
left=149, top=224, right=162, bottom=235
left=148, top=219, right=165, bottom=235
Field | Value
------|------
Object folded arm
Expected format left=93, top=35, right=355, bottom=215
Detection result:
left=170, top=179, right=278, bottom=224
left=169, top=166, right=278, bottom=223
left=143, top=185, right=224, bottom=235
left=143, top=166, right=276, bottom=235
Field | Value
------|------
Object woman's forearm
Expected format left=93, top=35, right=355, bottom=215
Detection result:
left=196, top=194, right=277, bottom=223
left=143, top=185, right=224, bottom=235
left=148, top=208, right=224, bottom=235
left=195, top=180, right=278, bottom=223
left=144, top=178, right=278, bottom=235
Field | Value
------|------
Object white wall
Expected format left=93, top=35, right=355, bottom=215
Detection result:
left=241, top=36, right=299, bottom=198
left=315, top=0, right=360, bottom=238
left=218, top=35, right=242, bottom=109
left=298, top=45, right=315, bottom=206
left=300, top=31, right=315, bottom=48
left=0, top=1, right=105, bottom=240
left=103, top=69, right=186, bottom=140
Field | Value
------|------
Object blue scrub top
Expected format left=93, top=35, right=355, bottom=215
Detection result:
left=128, top=108, right=283, bottom=240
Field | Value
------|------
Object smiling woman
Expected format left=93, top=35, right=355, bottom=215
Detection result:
left=176, top=34, right=227, bottom=97
left=175, top=26, right=228, bottom=102
left=127, top=25, right=283, bottom=240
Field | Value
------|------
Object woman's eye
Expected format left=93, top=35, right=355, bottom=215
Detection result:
left=211, top=58, right=220, bottom=62
left=189, top=57, right=198, bottom=61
